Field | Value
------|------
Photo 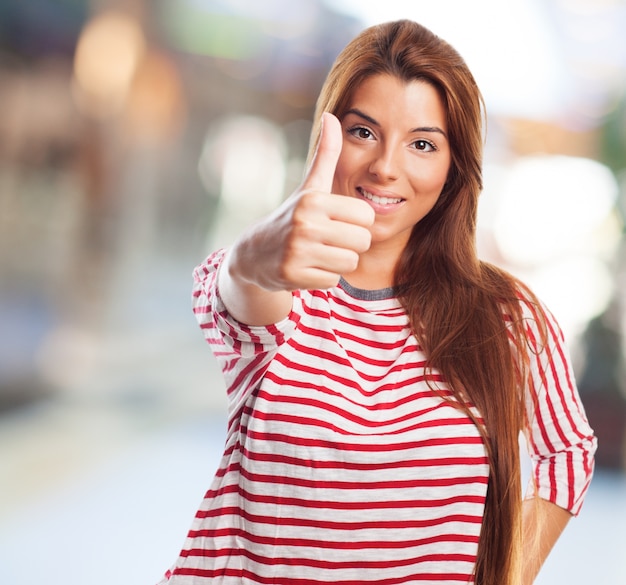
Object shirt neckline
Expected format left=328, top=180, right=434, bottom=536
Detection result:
left=338, top=277, right=397, bottom=301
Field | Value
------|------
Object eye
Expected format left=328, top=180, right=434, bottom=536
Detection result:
left=348, top=126, right=374, bottom=140
left=413, top=139, right=437, bottom=152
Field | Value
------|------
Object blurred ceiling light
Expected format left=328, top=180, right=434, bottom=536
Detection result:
left=198, top=115, right=286, bottom=248
left=124, top=50, right=186, bottom=143
left=532, top=256, right=616, bottom=339
left=198, top=115, right=286, bottom=209
left=480, top=154, right=622, bottom=338
left=72, top=11, right=145, bottom=119
left=493, top=155, right=620, bottom=267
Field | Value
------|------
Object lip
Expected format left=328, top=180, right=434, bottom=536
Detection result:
left=357, top=186, right=405, bottom=214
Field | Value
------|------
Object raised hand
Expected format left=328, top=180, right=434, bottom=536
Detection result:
left=232, top=112, right=375, bottom=293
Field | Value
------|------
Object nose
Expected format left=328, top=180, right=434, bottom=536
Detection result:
left=368, top=143, right=400, bottom=182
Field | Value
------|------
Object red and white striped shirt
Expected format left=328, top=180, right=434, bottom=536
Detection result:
left=159, top=249, right=596, bottom=585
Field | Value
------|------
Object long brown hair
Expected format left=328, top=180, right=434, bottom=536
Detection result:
left=310, top=20, right=540, bottom=585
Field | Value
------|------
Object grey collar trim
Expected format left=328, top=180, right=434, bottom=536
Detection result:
left=339, top=277, right=396, bottom=301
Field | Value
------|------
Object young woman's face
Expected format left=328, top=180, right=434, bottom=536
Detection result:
left=333, top=73, right=451, bottom=255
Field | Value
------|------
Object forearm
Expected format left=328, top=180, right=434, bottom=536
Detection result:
left=521, top=498, right=572, bottom=584
left=218, top=244, right=293, bottom=327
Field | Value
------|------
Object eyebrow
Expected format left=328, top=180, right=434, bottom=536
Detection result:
left=344, top=108, right=448, bottom=139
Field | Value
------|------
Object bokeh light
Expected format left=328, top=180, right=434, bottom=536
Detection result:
left=72, top=10, right=145, bottom=118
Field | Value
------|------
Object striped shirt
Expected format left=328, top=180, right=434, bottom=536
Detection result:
left=159, top=249, right=596, bottom=585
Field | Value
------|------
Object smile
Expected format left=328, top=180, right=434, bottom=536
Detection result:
left=359, top=188, right=404, bottom=205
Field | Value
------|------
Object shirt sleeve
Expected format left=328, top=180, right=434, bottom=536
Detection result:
left=520, top=297, right=597, bottom=516
left=191, top=248, right=300, bottom=419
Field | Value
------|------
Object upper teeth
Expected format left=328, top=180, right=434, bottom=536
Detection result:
left=361, top=189, right=402, bottom=205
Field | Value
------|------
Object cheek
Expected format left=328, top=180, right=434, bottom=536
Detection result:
left=427, top=164, right=451, bottom=194
left=415, top=173, right=447, bottom=198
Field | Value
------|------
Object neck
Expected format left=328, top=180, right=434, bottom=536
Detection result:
left=344, top=246, right=400, bottom=290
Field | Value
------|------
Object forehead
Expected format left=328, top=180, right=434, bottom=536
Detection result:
left=346, top=74, right=448, bottom=129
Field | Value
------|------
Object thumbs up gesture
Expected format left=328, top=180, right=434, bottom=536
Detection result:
left=231, top=112, right=375, bottom=292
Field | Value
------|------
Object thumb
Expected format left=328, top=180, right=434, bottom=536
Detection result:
left=302, top=112, right=343, bottom=193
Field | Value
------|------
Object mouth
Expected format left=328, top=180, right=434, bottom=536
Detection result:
left=358, top=187, right=404, bottom=206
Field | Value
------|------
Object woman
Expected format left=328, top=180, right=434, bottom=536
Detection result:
left=160, top=20, right=596, bottom=585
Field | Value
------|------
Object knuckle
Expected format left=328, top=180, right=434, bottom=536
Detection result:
left=296, top=190, right=321, bottom=213
left=275, top=260, right=300, bottom=289
left=282, top=237, right=303, bottom=266
left=291, top=219, right=318, bottom=243
left=291, top=200, right=315, bottom=227
left=342, top=250, right=360, bottom=272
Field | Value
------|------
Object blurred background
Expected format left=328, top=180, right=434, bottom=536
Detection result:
left=0, top=0, right=625, bottom=583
